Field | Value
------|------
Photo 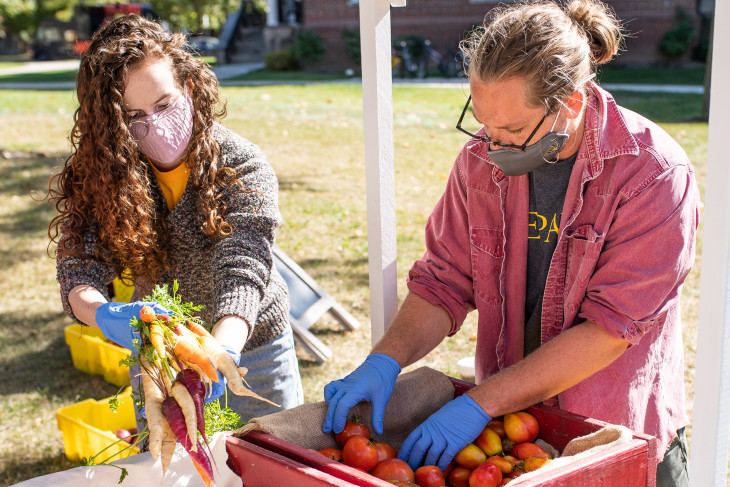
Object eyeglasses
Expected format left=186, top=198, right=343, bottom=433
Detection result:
left=456, top=95, right=550, bottom=151
left=128, top=90, right=187, bottom=142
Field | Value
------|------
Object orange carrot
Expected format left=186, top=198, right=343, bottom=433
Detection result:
left=173, top=335, right=218, bottom=382
left=186, top=320, right=214, bottom=339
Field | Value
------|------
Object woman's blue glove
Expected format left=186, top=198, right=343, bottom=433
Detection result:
left=323, top=353, right=401, bottom=435
left=398, top=394, right=491, bottom=471
left=206, top=346, right=242, bottom=404
left=95, top=301, right=169, bottom=350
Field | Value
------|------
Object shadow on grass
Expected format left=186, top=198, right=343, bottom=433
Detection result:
left=0, top=310, right=118, bottom=401
left=0, top=452, right=78, bottom=487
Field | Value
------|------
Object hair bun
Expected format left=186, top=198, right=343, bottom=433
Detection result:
left=567, top=0, right=623, bottom=66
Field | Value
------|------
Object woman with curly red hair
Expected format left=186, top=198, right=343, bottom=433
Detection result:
left=48, top=14, right=302, bottom=421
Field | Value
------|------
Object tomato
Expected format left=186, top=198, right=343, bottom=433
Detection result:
left=486, top=420, right=506, bottom=438
left=414, top=465, right=446, bottom=487
left=474, top=427, right=502, bottom=456
left=503, top=412, right=539, bottom=444
left=523, top=456, right=551, bottom=472
left=442, top=461, right=455, bottom=478
left=370, top=458, right=415, bottom=483
left=342, top=436, right=379, bottom=471
left=453, top=443, right=487, bottom=469
left=373, top=441, right=397, bottom=462
left=318, top=447, right=343, bottom=462
left=510, top=442, right=551, bottom=460
left=498, top=479, right=512, bottom=486
left=485, top=456, right=512, bottom=475
left=335, top=419, right=371, bottom=447
left=447, top=466, right=472, bottom=487
left=390, top=482, right=420, bottom=487
left=468, top=461, right=502, bottom=487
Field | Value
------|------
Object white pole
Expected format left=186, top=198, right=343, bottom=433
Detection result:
left=689, top=2, right=730, bottom=485
left=359, top=0, right=406, bottom=346
left=266, top=0, right=279, bottom=27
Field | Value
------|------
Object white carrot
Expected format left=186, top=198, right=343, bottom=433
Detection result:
left=171, top=381, right=198, bottom=452
left=140, top=357, right=165, bottom=459
left=199, top=336, right=280, bottom=407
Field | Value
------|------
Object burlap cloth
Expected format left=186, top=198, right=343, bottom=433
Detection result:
left=233, top=366, right=456, bottom=450
left=233, top=365, right=634, bottom=481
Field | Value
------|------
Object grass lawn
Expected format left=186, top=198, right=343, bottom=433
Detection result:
left=224, top=69, right=353, bottom=82
left=597, top=65, right=706, bottom=85
left=0, top=84, right=710, bottom=485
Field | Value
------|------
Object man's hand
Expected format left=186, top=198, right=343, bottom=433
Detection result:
left=323, top=353, right=401, bottom=435
left=95, top=301, right=169, bottom=350
left=398, top=394, right=491, bottom=471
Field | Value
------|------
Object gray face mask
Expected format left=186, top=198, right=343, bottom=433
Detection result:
left=487, top=108, right=569, bottom=176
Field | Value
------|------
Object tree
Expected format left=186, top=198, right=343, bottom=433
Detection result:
left=152, top=0, right=243, bottom=34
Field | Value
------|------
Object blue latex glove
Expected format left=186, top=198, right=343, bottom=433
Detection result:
left=323, top=353, right=401, bottom=435
left=206, top=345, right=242, bottom=404
left=95, top=301, right=169, bottom=351
left=398, top=394, right=491, bottom=471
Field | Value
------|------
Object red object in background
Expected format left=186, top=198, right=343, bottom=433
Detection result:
left=226, top=377, right=659, bottom=487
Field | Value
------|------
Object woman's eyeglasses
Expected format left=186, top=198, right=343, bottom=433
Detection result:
left=128, top=90, right=187, bottom=142
left=455, top=95, right=550, bottom=151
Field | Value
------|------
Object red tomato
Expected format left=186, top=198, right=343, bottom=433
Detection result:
left=414, top=465, right=446, bottom=487
left=442, top=461, right=455, bottom=478
left=447, top=466, right=472, bottom=487
left=318, top=447, right=343, bottom=462
left=486, top=420, right=506, bottom=438
left=474, top=427, right=503, bottom=456
left=510, top=442, right=551, bottom=460
left=335, top=419, right=371, bottom=447
left=503, top=412, right=539, bottom=444
left=468, top=461, right=502, bottom=487
left=370, top=458, right=415, bottom=483
left=453, top=443, right=487, bottom=469
left=373, top=441, right=397, bottom=462
left=342, top=436, right=379, bottom=471
left=523, top=456, right=551, bottom=472
left=498, top=479, right=512, bottom=486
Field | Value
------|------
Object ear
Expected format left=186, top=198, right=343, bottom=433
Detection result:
left=185, top=77, right=194, bottom=93
left=564, top=90, right=584, bottom=120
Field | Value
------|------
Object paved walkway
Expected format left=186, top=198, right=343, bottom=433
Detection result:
left=0, top=61, right=706, bottom=94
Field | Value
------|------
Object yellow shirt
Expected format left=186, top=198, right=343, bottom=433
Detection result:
left=151, top=161, right=191, bottom=210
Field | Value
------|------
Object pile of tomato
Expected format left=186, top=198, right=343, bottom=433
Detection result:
left=317, top=410, right=552, bottom=487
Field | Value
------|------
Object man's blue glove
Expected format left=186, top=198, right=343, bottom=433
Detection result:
left=206, top=345, right=242, bottom=404
left=95, top=301, right=169, bottom=351
left=323, top=353, right=401, bottom=435
left=398, top=394, right=491, bottom=471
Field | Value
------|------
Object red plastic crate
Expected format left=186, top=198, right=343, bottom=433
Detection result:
left=227, top=377, right=658, bottom=487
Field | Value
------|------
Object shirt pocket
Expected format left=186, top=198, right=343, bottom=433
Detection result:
left=471, top=227, right=504, bottom=306
left=564, top=224, right=605, bottom=313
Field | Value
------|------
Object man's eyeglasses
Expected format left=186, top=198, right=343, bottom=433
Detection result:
left=128, top=90, right=187, bottom=142
left=456, top=95, right=550, bottom=151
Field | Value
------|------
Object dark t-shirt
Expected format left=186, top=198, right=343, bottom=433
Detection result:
left=524, top=154, right=577, bottom=355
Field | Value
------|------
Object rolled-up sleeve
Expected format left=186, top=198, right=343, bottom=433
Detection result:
left=407, top=152, right=477, bottom=335
left=578, top=163, right=700, bottom=345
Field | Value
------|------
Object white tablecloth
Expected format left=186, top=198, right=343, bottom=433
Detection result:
left=12, top=432, right=241, bottom=487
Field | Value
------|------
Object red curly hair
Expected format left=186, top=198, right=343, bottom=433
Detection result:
left=48, top=14, right=240, bottom=284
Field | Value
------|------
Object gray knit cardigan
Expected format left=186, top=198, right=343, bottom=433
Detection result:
left=57, top=124, right=290, bottom=351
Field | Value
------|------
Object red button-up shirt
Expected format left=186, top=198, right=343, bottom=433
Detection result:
left=407, top=83, right=700, bottom=458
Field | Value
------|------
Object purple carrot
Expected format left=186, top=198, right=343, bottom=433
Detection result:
left=162, top=396, right=215, bottom=486
left=176, top=368, right=207, bottom=442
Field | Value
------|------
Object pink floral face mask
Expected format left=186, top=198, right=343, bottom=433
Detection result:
left=129, top=89, right=194, bottom=168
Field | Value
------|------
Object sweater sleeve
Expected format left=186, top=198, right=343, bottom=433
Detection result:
left=56, top=228, right=115, bottom=323
left=212, top=131, right=282, bottom=337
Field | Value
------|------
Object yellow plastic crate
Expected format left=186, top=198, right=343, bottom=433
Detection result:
left=55, top=387, right=140, bottom=462
left=64, top=324, right=131, bottom=387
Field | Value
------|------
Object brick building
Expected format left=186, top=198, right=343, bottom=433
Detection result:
left=299, top=0, right=704, bottom=71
